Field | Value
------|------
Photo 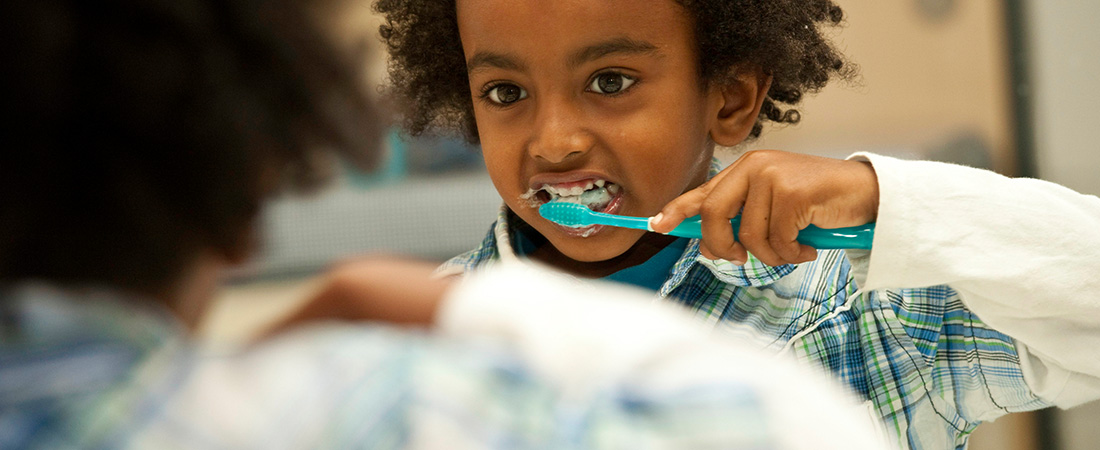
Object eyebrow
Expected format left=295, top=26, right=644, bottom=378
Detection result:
left=465, top=37, right=659, bottom=74
left=467, top=52, right=527, bottom=74
left=567, top=37, right=659, bottom=68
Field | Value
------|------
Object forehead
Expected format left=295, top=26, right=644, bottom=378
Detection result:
left=455, top=0, right=693, bottom=65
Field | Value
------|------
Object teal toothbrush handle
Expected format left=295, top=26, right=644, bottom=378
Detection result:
left=590, top=212, right=653, bottom=230
left=668, top=216, right=875, bottom=250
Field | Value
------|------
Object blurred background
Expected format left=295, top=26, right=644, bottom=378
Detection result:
left=203, top=1, right=1100, bottom=449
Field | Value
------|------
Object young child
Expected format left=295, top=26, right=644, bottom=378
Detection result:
left=373, top=1, right=1100, bottom=449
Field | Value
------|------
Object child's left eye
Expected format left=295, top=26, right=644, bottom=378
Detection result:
left=587, top=73, right=636, bottom=95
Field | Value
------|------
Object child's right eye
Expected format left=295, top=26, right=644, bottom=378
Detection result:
left=483, top=83, right=528, bottom=106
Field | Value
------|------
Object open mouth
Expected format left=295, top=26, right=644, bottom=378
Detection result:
left=522, top=179, right=621, bottom=211
left=521, top=179, right=623, bottom=237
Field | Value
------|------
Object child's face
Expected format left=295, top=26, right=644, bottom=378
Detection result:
left=458, top=0, right=726, bottom=262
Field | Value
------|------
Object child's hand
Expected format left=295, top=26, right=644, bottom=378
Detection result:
left=651, top=150, right=879, bottom=266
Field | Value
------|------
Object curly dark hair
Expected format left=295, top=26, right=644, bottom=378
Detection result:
left=374, top=0, right=856, bottom=142
left=0, top=0, right=382, bottom=294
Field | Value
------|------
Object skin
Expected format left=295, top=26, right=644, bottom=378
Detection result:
left=456, top=0, right=770, bottom=271
left=265, top=256, right=451, bottom=337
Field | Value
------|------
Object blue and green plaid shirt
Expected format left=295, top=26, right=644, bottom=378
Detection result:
left=439, top=205, right=1049, bottom=450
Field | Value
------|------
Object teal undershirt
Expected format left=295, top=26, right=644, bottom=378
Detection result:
left=513, top=227, right=689, bottom=292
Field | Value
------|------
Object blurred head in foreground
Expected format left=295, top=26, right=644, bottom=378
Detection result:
left=0, top=0, right=382, bottom=320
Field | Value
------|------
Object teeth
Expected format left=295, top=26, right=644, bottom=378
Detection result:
left=538, top=180, right=612, bottom=198
left=529, top=179, right=618, bottom=210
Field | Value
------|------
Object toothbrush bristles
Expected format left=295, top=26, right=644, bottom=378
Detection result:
left=539, top=201, right=593, bottom=228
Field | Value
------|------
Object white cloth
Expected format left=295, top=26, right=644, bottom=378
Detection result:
left=849, top=152, right=1100, bottom=408
left=437, top=262, right=889, bottom=450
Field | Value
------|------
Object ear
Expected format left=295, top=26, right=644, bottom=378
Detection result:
left=707, top=69, right=772, bottom=146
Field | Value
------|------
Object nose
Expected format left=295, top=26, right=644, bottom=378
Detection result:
left=528, top=97, right=595, bottom=164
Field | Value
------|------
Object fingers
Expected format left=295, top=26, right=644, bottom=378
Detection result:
left=655, top=150, right=835, bottom=267
left=730, top=178, right=786, bottom=265
left=696, top=171, right=748, bottom=263
left=767, top=192, right=817, bottom=264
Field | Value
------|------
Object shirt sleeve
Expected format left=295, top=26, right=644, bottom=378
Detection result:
left=848, top=152, right=1100, bottom=408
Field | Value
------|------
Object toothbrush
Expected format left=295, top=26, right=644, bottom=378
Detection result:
left=539, top=201, right=875, bottom=250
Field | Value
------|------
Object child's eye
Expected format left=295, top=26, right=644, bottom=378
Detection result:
left=484, top=83, right=528, bottom=105
left=587, top=72, right=636, bottom=95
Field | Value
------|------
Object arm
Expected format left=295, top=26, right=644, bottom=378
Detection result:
left=653, top=149, right=1100, bottom=408
left=259, top=256, right=450, bottom=339
left=850, top=152, right=1100, bottom=408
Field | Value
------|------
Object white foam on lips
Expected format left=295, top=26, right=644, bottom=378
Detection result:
left=519, top=189, right=542, bottom=208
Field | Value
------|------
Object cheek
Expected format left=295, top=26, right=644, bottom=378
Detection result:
left=628, top=130, right=712, bottom=200
left=623, top=89, right=711, bottom=148
left=627, top=112, right=710, bottom=167
left=479, top=140, right=526, bottom=205
left=481, top=146, right=512, bottom=184
left=470, top=111, right=535, bottom=207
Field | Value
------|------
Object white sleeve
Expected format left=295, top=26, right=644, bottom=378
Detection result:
left=848, top=152, right=1100, bottom=408
left=434, top=261, right=889, bottom=450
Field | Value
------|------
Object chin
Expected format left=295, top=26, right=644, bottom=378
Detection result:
left=549, top=231, right=642, bottom=262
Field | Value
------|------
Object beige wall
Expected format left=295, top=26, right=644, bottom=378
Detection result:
left=751, top=1, right=1017, bottom=174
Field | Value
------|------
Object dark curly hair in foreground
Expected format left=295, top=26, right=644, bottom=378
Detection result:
left=1, top=0, right=381, bottom=294
left=375, top=0, right=857, bottom=142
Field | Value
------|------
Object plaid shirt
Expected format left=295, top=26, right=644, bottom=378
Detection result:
left=4, top=282, right=873, bottom=449
left=439, top=204, right=1050, bottom=450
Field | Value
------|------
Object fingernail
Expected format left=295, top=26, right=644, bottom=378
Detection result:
left=731, top=259, right=745, bottom=266
left=648, top=213, right=663, bottom=232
